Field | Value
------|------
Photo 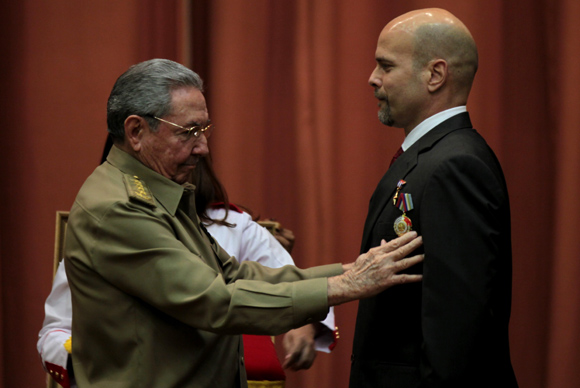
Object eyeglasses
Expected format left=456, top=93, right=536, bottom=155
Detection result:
left=151, top=116, right=214, bottom=139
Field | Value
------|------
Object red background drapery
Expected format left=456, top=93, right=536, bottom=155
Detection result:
left=1, top=1, right=578, bottom=387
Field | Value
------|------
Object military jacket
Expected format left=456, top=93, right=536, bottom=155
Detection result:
left=65, top=146, right=341, bottom=388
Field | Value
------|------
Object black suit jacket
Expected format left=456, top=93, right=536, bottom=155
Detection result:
left=349, top=113, right=518, bottom=388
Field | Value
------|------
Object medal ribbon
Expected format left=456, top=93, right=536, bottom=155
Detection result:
left=396, top=193, right=414, bottom=213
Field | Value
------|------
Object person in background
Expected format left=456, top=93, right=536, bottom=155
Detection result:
left=349, top=8, right=517, bottom=387
left=38, top=150, right=337, bottom=388
left=194, top=155, right=338, bottom=371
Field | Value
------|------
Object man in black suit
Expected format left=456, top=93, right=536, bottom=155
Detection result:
left=349, top=8, right=518, bottom=388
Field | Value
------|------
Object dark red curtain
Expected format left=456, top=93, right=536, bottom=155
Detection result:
left=1, top=1, right=578, bottom=387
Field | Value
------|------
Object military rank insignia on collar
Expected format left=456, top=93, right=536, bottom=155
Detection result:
left=393, top=179, right=413, bottom=236
left=123, top=174, right=156, bottom=208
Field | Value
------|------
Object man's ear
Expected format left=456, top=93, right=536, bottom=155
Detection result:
left=124, top=115, right=146, bottom=152
left=426, top=59, right=447, bottom=93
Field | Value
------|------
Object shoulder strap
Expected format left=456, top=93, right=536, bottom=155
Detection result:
left=122, top=174, right=156, bottom=208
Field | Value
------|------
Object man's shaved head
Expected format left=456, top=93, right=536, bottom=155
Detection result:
left=385, top=8, right=478, bottom=95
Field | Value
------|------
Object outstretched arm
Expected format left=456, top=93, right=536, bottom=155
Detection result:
left=328, top=232, right=423, bottom=306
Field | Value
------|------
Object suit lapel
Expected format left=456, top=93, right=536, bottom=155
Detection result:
left=360, top=113, right=473, bottom=251
left=361, top=149, right=417, bottom=251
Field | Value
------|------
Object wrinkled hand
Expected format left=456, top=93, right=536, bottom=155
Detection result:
left=282, top=324, right=317, bottom=370
left=273, top=226, right=295, bottom=253
left=329, top=232, right=423, bottom=306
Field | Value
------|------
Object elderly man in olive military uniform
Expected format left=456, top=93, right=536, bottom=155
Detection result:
left=64, top=59, right=424, bottom=388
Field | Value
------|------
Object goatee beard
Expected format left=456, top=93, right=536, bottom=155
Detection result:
left=378, top=99, right=394, bottom=126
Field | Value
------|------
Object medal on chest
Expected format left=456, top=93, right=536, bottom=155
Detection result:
left=392, top=180, right=414, bottom=236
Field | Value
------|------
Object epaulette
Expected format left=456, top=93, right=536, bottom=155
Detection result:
left=123, top=174, right=156, bottom=208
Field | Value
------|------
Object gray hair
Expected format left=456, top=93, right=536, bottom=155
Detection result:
left=107, top=58, right=204, bottom=141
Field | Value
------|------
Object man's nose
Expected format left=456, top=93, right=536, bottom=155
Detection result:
left=368, top=67, right=382, bottom=88
left=192, top=134, right=209, bottom=156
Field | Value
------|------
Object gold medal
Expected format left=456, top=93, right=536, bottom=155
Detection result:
left=392, top=180, right=413, bottom=236
left=393, top=213, right=412, bottom=236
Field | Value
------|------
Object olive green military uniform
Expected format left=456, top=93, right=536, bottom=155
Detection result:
left=64, top=146, right=342, bottom=388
